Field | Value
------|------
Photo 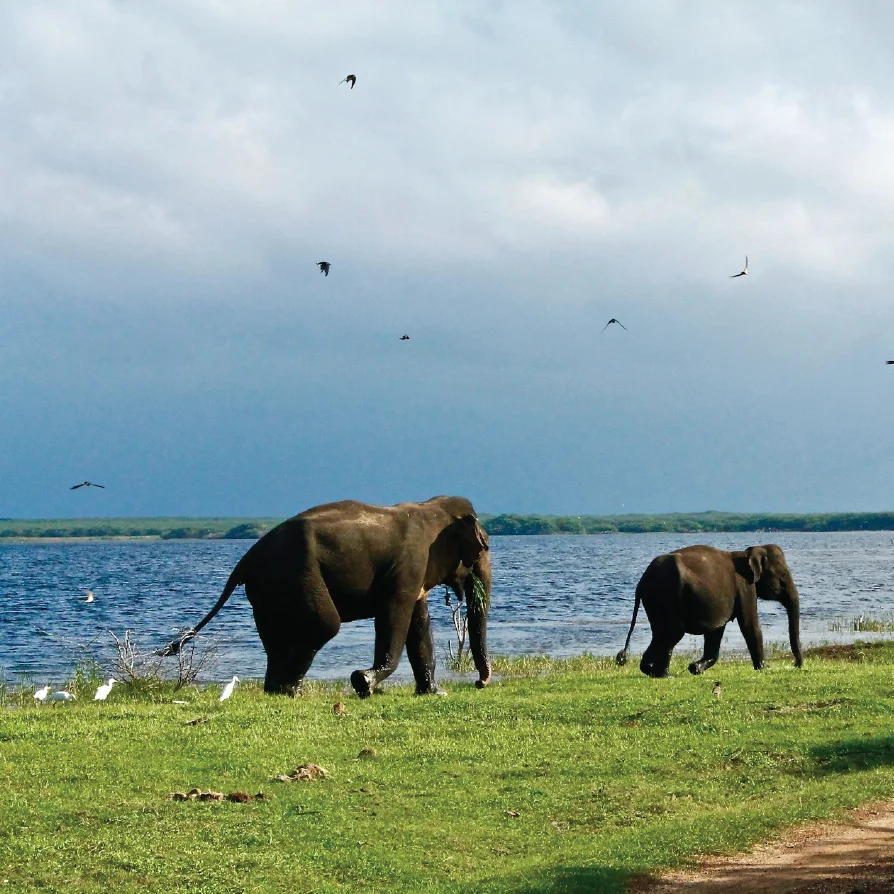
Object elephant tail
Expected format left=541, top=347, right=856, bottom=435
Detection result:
left=156, top=562, right=245, bottom=657
left=615, top=587, right=642, bottom=666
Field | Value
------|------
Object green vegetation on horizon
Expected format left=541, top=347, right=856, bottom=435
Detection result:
left=2, top=644, right=894, bottom=892
left=4, top=510, right=894, bottom=540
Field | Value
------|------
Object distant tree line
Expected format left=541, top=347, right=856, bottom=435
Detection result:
left=4, top=511, right=894, bottom=540
left=480, top=511, right=894, bottom=535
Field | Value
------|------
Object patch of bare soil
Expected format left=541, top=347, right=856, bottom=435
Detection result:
left=631, top=802, right=894, bottom=894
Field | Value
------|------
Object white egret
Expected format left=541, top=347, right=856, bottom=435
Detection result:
left=80, top=589, right=95, bottom=603
left=93, top=679, right=116, bottom=701
left=219, top=675, right=239, bottom=702
left=34, top=685, right=50, bottom=702
left=46, top=691, right=75, bottom=703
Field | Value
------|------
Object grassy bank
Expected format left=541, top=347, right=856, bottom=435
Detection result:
left=5, top=510, right=894, bottom=540
left=2, top=646, right=894, bottom=892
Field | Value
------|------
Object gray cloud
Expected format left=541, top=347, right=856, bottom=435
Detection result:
left=3, top=1, right=894, bottom=517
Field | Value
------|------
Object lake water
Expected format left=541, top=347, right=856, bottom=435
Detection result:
left=1, top=532, right=892, bottom=685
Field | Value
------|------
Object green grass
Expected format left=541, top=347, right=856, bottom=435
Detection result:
left=2, top=647, right=894, bottom=893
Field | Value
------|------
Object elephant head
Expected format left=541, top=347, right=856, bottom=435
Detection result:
left=744, top=544, right=803, bottom=668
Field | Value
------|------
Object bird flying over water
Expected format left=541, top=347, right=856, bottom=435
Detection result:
left=339, top=74, right=356, bottom=89
left=34, top=685, right=49, bottom=702
left=220, top=675, right=239, bottom=702
left=399, top=335, right=410, bottom=340
left=80, top=589, right=95, bottom=603
left=94, top=679, right=116, bottom=701
left=602, top=318, right=627, bottom=332
left=730, top=256, right=748, bottom=278
left=71, top=481, right=105, bottom=490
left=317, top=261, right=330, bottom=276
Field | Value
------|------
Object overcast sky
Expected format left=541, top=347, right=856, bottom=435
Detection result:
left=3, top=1, right=894, bottom=519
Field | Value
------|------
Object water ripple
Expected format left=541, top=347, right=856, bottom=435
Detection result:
left=1, top=532, right=892, bottom=683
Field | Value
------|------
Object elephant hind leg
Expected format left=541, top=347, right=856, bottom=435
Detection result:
left=688, top=627, right=725, bottom=675
left=640, top=624, right=685, bottom=678
left=252, top=582, right=341, bottom=697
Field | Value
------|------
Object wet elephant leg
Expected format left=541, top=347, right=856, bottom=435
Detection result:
left=405, top=597, right=443, bottom=696
left=736, top=602, right=765, bottom=670
left=688, top=627, right=725, bottom=675
left=351, top=598, right=414, bottom=698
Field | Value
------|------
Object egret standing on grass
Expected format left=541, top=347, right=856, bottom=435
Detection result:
left=220, top=676, right=239, bottom=702
left=46, top=691, right=76, bottom=703
left=34, top=685, right=49, bottom=702
left=94, top=679, right=116, bottom=701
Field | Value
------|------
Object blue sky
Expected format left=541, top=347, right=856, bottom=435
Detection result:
left=4, top=1, right=894, bottom=518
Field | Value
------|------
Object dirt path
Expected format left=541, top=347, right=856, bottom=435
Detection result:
left=632, top=802, right=894, bottom=894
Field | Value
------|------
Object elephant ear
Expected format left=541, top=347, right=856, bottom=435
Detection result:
left=746, top=546, right=767, bottom=585
left=458, top=514, right=488, bottom=566
left=474, top=517, right=489, bottom=552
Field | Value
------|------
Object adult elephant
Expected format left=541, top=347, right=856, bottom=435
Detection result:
left=159, top=496, right=492, bottom=698
left=615, top=544, right=803, bottom=677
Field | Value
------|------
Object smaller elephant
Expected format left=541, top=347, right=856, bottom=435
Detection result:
left=615, top=544, right=803, bottom=678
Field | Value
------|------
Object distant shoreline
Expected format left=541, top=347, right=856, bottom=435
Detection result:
left=2, top=511, right=894, bottom=540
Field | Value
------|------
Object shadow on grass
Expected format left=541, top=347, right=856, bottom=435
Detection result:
left=482, top=865, right=629, bottom=894
left=811, top=734, right=894, bottom=774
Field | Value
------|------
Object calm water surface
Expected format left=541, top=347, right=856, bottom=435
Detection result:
left=1, top=533, right=892, bottom=684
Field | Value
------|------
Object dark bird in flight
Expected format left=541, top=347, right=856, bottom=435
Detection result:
left=399, top=335, right=410, bottom=340
left=339, top=74, right=356, bottom=89
left=602, top=318, right=627, bottom=332
left=712, top=681, right=722, bottom=697
left=887, top=361, right=894, bottom=365
left=70, top=481, right=105, bottom=490
left=317, top=261, right=330, bottom=276
left=730, top=256, right=748, bottom=277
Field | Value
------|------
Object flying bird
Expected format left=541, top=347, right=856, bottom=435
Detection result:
left=80, top=589, right=95, bottom=603
left=317, top=261, right=330, bottom=276
left=602, top=318, right=627, bottom=332
left=886, top=361, right=894, bottom=365
left=730, top=256, right=748, bottom=278
left=71, top=481, right=105, bottom=490
left=46, top=690, right=76, bottom=703
left=712, top=681, right=722, bottom=697
left=399, top=335, right=410, bottom=340
left=220, top=675, right=239, bottom=702
left=94, top=679, right=116, bottom=701
left=34, top=685, right=50, bottom=702
left=339, top=74, right=356, bottom=89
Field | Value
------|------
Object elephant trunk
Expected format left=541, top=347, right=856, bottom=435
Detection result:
left=465, top=550, right=492, bottom=689
left=783, top=586, right=803, bottom=668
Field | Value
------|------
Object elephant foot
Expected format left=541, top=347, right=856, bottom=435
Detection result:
left=688, top=661, right=705, bottom=675
left=264, top=681, right=300, bottom=697
left=351, top=670, right=374, bottom=699
left=414, top=684, right=448, bottom=697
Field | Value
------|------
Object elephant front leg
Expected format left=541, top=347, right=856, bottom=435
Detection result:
left=351, top=600, right=414, bottom=699
left=405, top=597, right=446, bottom=696
left=688, top=627, right=725, bottom=675
left=736, top=602, right=765, bottom=670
